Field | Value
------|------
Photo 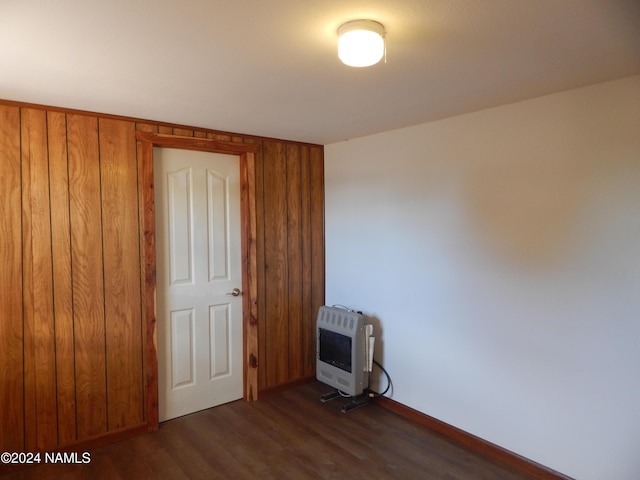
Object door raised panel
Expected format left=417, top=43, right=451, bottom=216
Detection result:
left=170, top=308, right=195, bottom=388
left=168, top=168, right=193, bottom=285
left=207, top=170, right=229, bottom=281
left=209, top=304, right=231, bottom=378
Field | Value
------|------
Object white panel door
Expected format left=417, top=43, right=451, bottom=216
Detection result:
left=155, top=147, right=243, bottom=422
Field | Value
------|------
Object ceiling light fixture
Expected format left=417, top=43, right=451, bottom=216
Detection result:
left=338, top=19, right=385, bottom=67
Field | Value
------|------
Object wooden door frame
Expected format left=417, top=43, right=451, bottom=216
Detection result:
left=136, top=131, right=259, bottom=431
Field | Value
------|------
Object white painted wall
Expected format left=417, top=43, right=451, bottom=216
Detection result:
left=324, top=75, right=640, bottom=480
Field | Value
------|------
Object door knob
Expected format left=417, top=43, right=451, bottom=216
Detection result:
left=226, top=288, right=241, bottom=297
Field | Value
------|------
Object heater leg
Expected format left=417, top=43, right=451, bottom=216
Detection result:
left=320, top=389, right=341, bottom=402
left=320, top=389, right=371, bottom=412
left=340, top=393, right=370, bottom=413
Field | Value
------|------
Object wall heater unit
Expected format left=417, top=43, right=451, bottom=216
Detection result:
left=316, top=306, right=373, bottom=397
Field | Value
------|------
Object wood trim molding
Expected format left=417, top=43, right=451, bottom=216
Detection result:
left=137, top=138, right=159, bottom=431
left=239, top=149, right=259, bottom=401
left=374, top=396, right=575, bottom=480
left=0, top=98, right=323, bottom=148
left=135, top=131, right=260, bottom=155
left=136, top=132, right=260, bottom=431
left=257, top=375, right=316, bottom=399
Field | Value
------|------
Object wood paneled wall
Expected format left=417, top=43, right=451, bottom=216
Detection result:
left=0, top=100, right=324, bottom=456
left=258, top=141, right=324, bottom=389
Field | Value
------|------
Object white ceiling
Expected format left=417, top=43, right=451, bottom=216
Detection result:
left=2, top=1, right=639, bottom=145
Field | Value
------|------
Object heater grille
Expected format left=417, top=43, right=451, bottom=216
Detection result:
left=317, top=306, right=357, bottom=332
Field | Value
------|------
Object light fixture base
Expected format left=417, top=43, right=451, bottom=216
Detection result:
left=337, top=19, right=385, bottom=67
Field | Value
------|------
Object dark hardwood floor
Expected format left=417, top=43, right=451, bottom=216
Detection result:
left=4, top=382, right=536, bottom=479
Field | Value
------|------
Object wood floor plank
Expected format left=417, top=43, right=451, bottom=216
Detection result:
left=5, top=382, right=538, bottom=480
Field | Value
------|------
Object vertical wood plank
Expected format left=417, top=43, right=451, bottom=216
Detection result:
left=309, top=146, right=325, bottom=347
left=21, top=109, right=37, bottom=449
left=262, top=141, right=289, bottom=386
left=67, top=113, right=108, bottom=440
left=21, top=108, right=58, bottom=450
left=0, top=105, right=25, bottom=452
left=299, top=146, right=315, bottom=377
left=286, top=144, right=303, bottom=380
left=99, top=118, right=144, bottom=430
left=48, top=111, right=77, bottom=446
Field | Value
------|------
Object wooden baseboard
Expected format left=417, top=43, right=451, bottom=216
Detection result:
left=258, top=375, right=316, bottom=399
left=374, top=396, right=574, bottom=480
